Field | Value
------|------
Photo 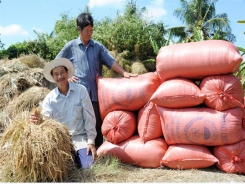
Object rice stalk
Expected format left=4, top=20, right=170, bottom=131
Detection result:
left=0, top=109, right=76, bottom=182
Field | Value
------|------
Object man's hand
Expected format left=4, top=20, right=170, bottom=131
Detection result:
left=29, top=113, right=39, bottom=124
left=87, top=144, right=98, bottom=161
left=123, top=71, right=138, bottom=78
left=68, top=76, right=78, bottom=83
left=111, top=61, right=138, bottom=78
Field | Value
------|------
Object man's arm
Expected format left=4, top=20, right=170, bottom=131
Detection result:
left=81, top=87, right=97, bottom=160
left=111, top=61, right=138, bottom=78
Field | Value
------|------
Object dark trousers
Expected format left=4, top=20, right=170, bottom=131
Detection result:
left=76, top=148, right=93, bottom=169
left=92, top=101, right=104, bottom=148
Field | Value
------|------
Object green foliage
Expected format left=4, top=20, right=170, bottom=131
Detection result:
left=238, top=20, right=245, bottom=23
left=48, top=7, right=93, bottom=57
left=0, top=36, right=4, bottom=49
left=0, top=39, right=52, bottom=60
left=170, top=0, right=235, bottom=43
left=237, top=60, right=245, bottom=89
left=238, top=46, right=245, bottom=57
left=32, top=31, right=55, bottom=59
left=142, top=59, right=156, bottom=72
left=6, top=44, right=25, bottom=59
left=50, top=13, right=78, bottom=56
left=0, top=48, right=8, bottom=59
left=93, top=0, right=166, bottom=60
left=234, top=20, right=245, bottom=89
left=237, top=20, right=245, bottom=35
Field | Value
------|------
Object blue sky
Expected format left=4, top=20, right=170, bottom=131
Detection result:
left=0, top=0, right=244, bottom=50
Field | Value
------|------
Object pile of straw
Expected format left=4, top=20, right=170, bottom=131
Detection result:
left=19, top=54, right=45, bottom=68
left=0, top=58, right=54, bottom=113
left=0, top=86, right=50, bottom=136
left=0, top=109, right=77, bottom=182
left=6, top=86, right=50, bottom=119
left=131, top=61, right=147, bottom=74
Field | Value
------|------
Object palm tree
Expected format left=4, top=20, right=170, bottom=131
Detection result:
left=234, top=20, right=245, bottom=89
left=0, top=34, right=4, bottom=49
left=168, top=0, right=235, bottom=43
left=236, top=20, right=245, bottom=58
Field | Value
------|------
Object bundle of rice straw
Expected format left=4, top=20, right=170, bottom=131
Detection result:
left=0, top=108, right=77, bottom=182
left=131, top=61, right=148, bottom=74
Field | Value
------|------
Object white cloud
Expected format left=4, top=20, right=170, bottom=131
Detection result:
left=88, top=0, right=125, bottom=8
left=0, top=24, right=29, bottom=36
left=147, top=7, right=167, bottom=18
left=32, top=26, right=44, bottom=33
left=145, top=0, right=167, bottom=20
left=152, top=0, right=164, bottom=7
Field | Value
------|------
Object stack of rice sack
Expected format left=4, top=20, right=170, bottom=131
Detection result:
left=97, top=72, right=168, bottom=168
left=155, top=40, right=245, bottom=173
left=97, top=40, right=245, bottom=173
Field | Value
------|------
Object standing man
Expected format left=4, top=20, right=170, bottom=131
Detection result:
left=55, top=12, right=137, bottom=148
left=30, top=58, right=97, bottom=169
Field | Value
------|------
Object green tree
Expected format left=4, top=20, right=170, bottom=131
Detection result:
left=169, top=0, right=235, bottom=43
left=6, top=45, right=19, bottom=59
left=2, top=42, right=28, bottom=59
left=93, top=0, right=166, bottom=61
left=234, top=20, right=245, bottom=89
left=0, top=34, right=4, bottom=49
left=31, top=30, right=55, bottom=59
left=49, top=13, right=78, bottom=56
left=47, top=6, right=92, bottom=58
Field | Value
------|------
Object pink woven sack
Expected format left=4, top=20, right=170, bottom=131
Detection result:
left=213, top=139, right=245, bottom=174
left=156, top=40, right=242, bottom=82
left=102, top=110, right=136, bottom=144
left=137, top=102, right=162, bottom=143
left=150, top=78, right=205, bottom=108
left=97, top=135, right=168, bottom=168
left=161, top=144, right=218, bottom=169
left=200, top=74, right=244, bottom=111
left=157, top=106, right=245, bottom=146
left=98, top=72, right=161, bottom=120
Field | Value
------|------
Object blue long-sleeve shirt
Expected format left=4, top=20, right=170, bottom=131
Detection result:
left=56, top=37, right=115, bottom=102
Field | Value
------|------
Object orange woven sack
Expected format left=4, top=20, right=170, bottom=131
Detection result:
left=213, top=139, right=245, bottom=174
left=97, top=135, right=168, bottom=168
left=102, top=110, right=136, bottom=144
left=156, top=106, right=245, bottom=146
left=150, top=78, right=205, bottom=108
left=161, top=144, right=218, bottom=170
left=98, top=72, right=161, bottom=120
left=200, top=74, right=244, bottom=111
left=156, top=40, right=242, bottom=82
left=137, top=102, right=162, bottom=143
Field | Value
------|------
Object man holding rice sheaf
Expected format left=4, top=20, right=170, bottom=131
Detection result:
left=29, top=58, right=97, bottom=169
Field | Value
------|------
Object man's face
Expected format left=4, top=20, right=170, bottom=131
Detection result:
left=52, top=66, right=68, bottom=84
left=80, top=25, right=93, bottom=43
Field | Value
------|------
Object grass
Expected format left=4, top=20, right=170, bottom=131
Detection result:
left=0, top=146, right=245, bottom=182
left=62, top=155, right=245, bottom=183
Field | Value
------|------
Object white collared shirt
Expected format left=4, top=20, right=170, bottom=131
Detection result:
left=41, top=82, right=97, bottom=150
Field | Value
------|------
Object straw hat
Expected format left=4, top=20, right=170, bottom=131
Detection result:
left=43, top=58, right=74, bottom=83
